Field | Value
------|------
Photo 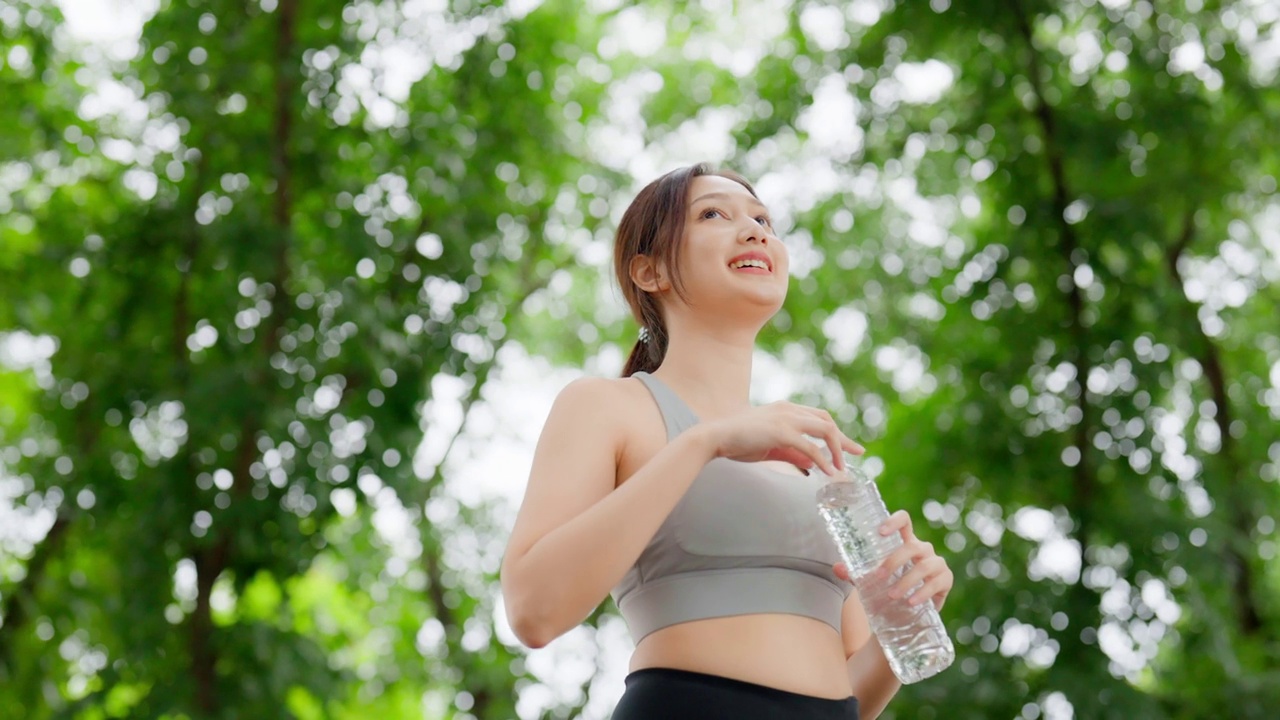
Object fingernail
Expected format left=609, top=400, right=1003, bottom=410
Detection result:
left=879, top=525, right=892, bottom=535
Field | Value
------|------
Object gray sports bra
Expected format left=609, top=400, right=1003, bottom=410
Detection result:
left=609, top=371, right=853, bottom=643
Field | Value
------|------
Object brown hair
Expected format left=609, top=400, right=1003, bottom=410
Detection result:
left=614, top=163, right=759, bottom=377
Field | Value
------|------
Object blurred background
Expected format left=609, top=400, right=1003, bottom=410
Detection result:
left=2, top=0, right=1279, bottom=718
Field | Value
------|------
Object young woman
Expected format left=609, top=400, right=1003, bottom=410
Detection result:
left=500, top=164, right=954, bottom=719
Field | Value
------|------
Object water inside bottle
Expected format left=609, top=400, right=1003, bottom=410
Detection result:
left=855, top=563, right=956, bottom=683
left=815, top=465, right=956, bottom=683
left=816, top=481, right=899, bottom=579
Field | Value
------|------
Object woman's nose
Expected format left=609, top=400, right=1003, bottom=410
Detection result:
left=739, top=222, right=767, bottom=244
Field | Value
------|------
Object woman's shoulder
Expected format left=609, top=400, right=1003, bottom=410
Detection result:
left=553, top=374, right=651, bottom=413
left=542, top=374, right=656, bottom=451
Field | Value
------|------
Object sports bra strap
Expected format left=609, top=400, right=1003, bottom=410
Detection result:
left=630, top=371, right=700, bottom=441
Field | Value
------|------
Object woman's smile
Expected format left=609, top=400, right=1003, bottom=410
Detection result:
left=728, top=251, right=773, bottom=274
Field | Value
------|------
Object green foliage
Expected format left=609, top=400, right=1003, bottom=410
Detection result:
left=1, top=0, right=1278, bottom=718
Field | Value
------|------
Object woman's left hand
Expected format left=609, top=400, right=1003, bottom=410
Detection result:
left=833, top=510, right=954, bottom=610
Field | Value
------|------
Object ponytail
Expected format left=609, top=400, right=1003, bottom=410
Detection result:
left=622, top=315, right=668, bottom=377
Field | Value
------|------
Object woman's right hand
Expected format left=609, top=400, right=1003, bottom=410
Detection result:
left=699, top=402, right=864, bottom=476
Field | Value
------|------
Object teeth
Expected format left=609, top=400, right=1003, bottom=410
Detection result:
left=731, top=258, right=769, bottom=270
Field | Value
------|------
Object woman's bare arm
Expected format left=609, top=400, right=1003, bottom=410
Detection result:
left=846, top=641, right=901, bottom=718
left=500, top=377, right=717, bottom=648
left=840, top=593, right=900, bottom=717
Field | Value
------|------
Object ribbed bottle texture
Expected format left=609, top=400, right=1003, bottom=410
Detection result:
left=816, top=460, right=955, bottom=684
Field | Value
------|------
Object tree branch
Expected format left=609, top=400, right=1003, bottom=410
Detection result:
left=419, top=342, right=509, bottom=720
left=1006, top=2, right=1111, bottom=692
left=188, top=0, right=300, bottom=712
left=0, top=516, right=70, bottom=678
left=1008, top=0, right=1097, bottom=557
left=415, top=233, right=556, bottom=718
left=1164, top=211, right=1263, bottom=636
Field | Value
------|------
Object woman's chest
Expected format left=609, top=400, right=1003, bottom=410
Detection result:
left=669, top=458, right=841, bottom=563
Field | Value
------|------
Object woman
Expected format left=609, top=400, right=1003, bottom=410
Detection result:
left=500, top=164, right=954, bottom=719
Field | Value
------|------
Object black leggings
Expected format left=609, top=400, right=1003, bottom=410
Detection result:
left=612, top=668, right=860, bottom=720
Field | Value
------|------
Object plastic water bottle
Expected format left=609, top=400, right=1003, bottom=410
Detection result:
left=815, top=454, right=954, bottom=684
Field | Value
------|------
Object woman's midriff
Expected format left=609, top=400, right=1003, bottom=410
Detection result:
left=628, top=613, right=855, bottom=699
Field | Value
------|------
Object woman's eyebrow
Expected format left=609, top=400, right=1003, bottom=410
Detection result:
left=690, top=191, right=767, bottom=210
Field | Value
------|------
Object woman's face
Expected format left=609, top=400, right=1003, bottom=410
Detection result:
left=669, top=174, right=789, bottom=322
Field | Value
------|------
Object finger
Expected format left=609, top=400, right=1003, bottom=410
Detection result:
left=879, top=540, right=932, bottom=577
left=879, top=509, right=912, bottom=537
left=833, top=562, right=851, bottom=582
left=907, top=569, right=955, bottom=607
left=796, top=408, right=864, bottom=465
left=784, top=417, right=839, bottom=476
left=784, top=414, right=836, bottom=475
left=890, top=557, right=944, bottom=599
left=906, top=577, right=946, bottom=606
left=812, top=409, right=847, bottom=472
left=876, top=547, right=906, bottom=578
left=824, top=427, right=846, bottom=473
left=764, top=446, right=818, bottom=473
left=795, top=432, right=838, bottom=476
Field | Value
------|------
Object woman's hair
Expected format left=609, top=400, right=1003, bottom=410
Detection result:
left=614, top=163, right=760, bottom=377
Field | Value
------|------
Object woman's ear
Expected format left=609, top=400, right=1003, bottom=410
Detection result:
left=629, top=254, right=671, bottom=293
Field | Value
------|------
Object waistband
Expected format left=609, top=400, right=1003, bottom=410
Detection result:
left=625, top=667, right=860, bottom=715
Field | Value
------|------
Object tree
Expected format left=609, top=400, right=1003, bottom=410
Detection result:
left=1, top=0, right=1276, bottom=718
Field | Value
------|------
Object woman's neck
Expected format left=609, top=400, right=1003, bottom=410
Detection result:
left=651, top=314, right=760, bottom=421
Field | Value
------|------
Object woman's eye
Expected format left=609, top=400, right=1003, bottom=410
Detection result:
left=756, top=216, right=771, bottom=226
left=702, top=209, right=722, bottom=219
